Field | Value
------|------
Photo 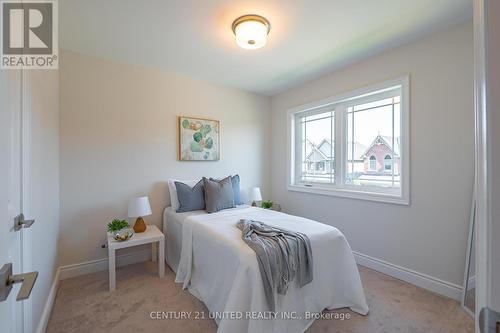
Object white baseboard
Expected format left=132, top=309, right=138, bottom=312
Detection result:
left=467, top=275, right=476, bottom=290
left=59, top=249, right=152, bottom=280
left=353, top=251, right=463, bottom=300
left=35, top=267, right=60, bottom=333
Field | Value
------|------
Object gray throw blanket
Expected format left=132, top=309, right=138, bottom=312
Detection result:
left=236, top=219, right=313, bottom=311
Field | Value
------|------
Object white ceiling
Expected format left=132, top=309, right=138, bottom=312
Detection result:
left=60, top=0, right=472, bottom=95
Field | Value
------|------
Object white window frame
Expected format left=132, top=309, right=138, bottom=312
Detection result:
left=286, top=76, right=410, bottom=205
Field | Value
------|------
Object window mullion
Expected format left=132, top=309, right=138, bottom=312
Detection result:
left=391, top=102, right=395, bottom=187
left=301, top=117, right=305, bottom=184
left=295, top=115, right=302, bottom=185
left=330, top=111, right=334, bottom=184
left=351, top=107, right=355, bottom=178
left=335, top=105, right=345, bottom=186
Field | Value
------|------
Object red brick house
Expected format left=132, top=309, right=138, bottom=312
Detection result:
left=362, top=135, right=400, bottom=175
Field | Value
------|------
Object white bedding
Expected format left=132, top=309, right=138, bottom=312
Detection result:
left=163, top=205, right=249, bottom=272
left=163, top=206, right=205, bottom=272
left=165, top=206, right=369, bottom=333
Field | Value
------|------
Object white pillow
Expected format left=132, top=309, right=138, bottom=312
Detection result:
left=168, top=179, right=199, bottom=211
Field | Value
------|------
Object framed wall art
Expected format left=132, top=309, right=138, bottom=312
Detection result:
left=178, top=116, right=220, bottom=161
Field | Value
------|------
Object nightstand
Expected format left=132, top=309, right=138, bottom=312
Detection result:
left=107, top=224, right=164, bottom=291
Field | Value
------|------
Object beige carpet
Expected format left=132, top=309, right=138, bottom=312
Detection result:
left=46, top=262, right=473, bottom=333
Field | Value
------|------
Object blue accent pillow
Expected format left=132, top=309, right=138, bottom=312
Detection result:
left=174, top=179, right=205, bottom=212
left=230, top=175, right=243, bottom=205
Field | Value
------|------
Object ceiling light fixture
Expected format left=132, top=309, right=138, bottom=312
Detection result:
left=231, top=14, right=271, bottom=50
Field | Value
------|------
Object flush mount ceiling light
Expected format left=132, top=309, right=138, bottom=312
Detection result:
left=231, top=14, right=271, bottom=50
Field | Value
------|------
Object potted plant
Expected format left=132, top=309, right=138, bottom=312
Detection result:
left=261, top=200, right=273, bottom=209
left=107, top=219, right=133, bottom=241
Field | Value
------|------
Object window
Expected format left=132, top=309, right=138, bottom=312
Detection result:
left=369, top=156, right=377, bottom=171
left=288, top=77, right=409, bottom=205
left=298, top=109, right=334, bottom=184
left=384, top=155, right=392, bottom=171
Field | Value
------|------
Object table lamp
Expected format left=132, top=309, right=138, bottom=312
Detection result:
left=128, top=196, right=152, bottom=233
left=249, top=187, right=262, bottom=206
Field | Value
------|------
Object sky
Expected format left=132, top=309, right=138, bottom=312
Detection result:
left=303, top=103, right=400, bottom=150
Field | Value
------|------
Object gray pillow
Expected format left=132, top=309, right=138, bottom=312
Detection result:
left=175, top=179, right=205, bottom=213
left=209, top=175, right=242, bottom=205
left=203, top=176, right=235, bottom=213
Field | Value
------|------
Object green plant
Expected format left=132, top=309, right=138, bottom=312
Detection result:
left=107, top=219, right=130, bottom=233
left=261, top=200, right=273, bottom=209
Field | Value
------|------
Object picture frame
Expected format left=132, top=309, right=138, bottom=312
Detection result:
left=178, top=116, right=220, bottom=161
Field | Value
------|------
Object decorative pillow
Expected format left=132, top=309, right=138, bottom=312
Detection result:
left=174, top=180, right=205, bottom=213
left=230, top=175, right=243, bottom=205
left=203, top=176, right=235, bottom=213
left=210, top=175, right=243, bottom=205
left=168, top=179, right=198, bottom=211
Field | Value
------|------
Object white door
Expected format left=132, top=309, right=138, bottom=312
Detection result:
left=0, top=70, right=25, bottom=332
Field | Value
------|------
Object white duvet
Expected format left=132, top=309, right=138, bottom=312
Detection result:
left=175, top=207, right=369, bottom=333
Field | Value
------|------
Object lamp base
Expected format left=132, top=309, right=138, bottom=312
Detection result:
left=133, top=217, right=147, bottom=233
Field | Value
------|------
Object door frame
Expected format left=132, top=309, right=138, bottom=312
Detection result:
left=20, top=69, right=33, bottom=333
left=473, top=0, right=491, bottom=331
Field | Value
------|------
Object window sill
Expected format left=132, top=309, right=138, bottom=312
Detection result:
left=287, top=183, right=409, bottom=205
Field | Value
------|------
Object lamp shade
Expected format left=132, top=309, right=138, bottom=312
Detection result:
left=248, top=187, right=262, bottom=202
left=127, top=196, right=152, bottom=218
left=232, top=15, right=271, bottom=50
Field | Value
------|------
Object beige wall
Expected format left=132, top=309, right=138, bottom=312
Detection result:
left=270, top=22, right=474, bottom=287
left=59, top=50, right=270, bottom=266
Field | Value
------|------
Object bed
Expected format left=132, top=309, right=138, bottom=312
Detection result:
left=163, top=205, right=369, bottom=333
